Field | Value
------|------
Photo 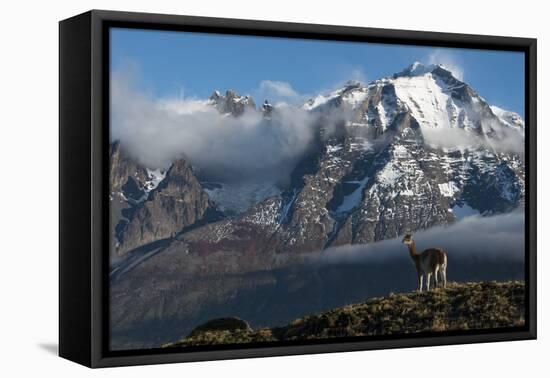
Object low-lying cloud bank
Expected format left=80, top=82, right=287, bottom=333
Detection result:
left=111, top=72, right=317, bottom=183
left=318, top=210, right=525, bottom=265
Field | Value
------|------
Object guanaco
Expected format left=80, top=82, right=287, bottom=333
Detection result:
left=402, top=232, right=448, bottom=292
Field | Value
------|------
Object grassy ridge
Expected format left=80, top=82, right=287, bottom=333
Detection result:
left=165, top=281, right=525, bottom=347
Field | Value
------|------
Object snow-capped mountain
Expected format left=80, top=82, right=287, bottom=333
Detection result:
left=305, top=63, right=522, bottom=139
left=109, top=62, right=526, bottom=349
left=110, top=62, right=524, bottom=257
left=171, top=62, right=524, bottom=253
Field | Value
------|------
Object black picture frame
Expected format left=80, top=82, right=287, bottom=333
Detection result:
left=59, top=9, right=537, bottom=368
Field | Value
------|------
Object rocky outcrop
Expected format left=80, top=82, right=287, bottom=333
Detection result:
left=109, top=142, right=153, bottom=262
left=208, top=89, right=256, bottom=116
left=187, top=317, right=252, bottom=338
left=109, top=141, right=149, bottom=200
left=116, top=159, right=212, bottom=255
left=261, top=100, right=274, bottom=118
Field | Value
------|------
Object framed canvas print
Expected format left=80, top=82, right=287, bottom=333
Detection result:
left=59, top=10, right=537, bottom=368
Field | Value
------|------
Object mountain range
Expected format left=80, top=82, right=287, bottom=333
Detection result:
left=108, top=62, right=525, bottom=349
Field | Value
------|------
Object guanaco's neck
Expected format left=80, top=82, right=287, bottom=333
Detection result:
left=407, top=241, right=419, bottom=260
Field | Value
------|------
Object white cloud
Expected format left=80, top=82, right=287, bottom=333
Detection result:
left=111, top=72, right=317, bottom=184
left=324, top=66, right=368, bottom=94
left=427, top=49, right=465, bottom=81
left=420, top=110, right=524, bottom=155
left=347, top=67, right=367, bottom=83
left=259, top=80, right=299, bottom=99
left=320, top=210, right=525, bottom=264
left=256, top=67, right=368, bottom=107
left=255, top=80, right=313, bottom=107
left=158, top=98, right=210, bottom=115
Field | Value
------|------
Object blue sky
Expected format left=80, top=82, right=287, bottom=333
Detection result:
left=111, top=28, right=525, bottom=116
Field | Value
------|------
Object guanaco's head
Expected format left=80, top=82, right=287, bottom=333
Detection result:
left=402, top=232, right=414, bottom=246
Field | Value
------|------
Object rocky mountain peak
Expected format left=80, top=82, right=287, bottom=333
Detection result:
left=209, top=90, right=222, bottom=101
left=393, top=61, right=437, bottom=78
left=261, top=99, right=274, bottom=117
left=165, top=158, right=193, bottom=177
left=155, top=158, right=205, bottom=195
left=109, top=141, right=149, bottom=197
left=225, top=89, right=238, bottom=98
left=392, top=62, right=460, bottom=82
left=342, top=80, right=363, bottom=90
left=115, top=157, right=212, bottom=256
left=208, top=89, right=256, bottom=116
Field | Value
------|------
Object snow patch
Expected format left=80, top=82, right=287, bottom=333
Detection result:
left=144, top=168, right=166, bottom=192
left=350, top=139, right=372, bottom=152
left=393, top=144, right=409, bottom=158
left=336, top=176, right=370, bottom=213
left=327, top=145, right=343, bottom=153
left=243, top=198, right=282, bottom=227
left=341, top=89, right=368, bottom=108
left=377, top=163, right=402, bottom=186
left=438, top=181, right=459, bottom=197
left=302, top=91, right=340, bottom=111
left=393, top=74, right=451, bottom=129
